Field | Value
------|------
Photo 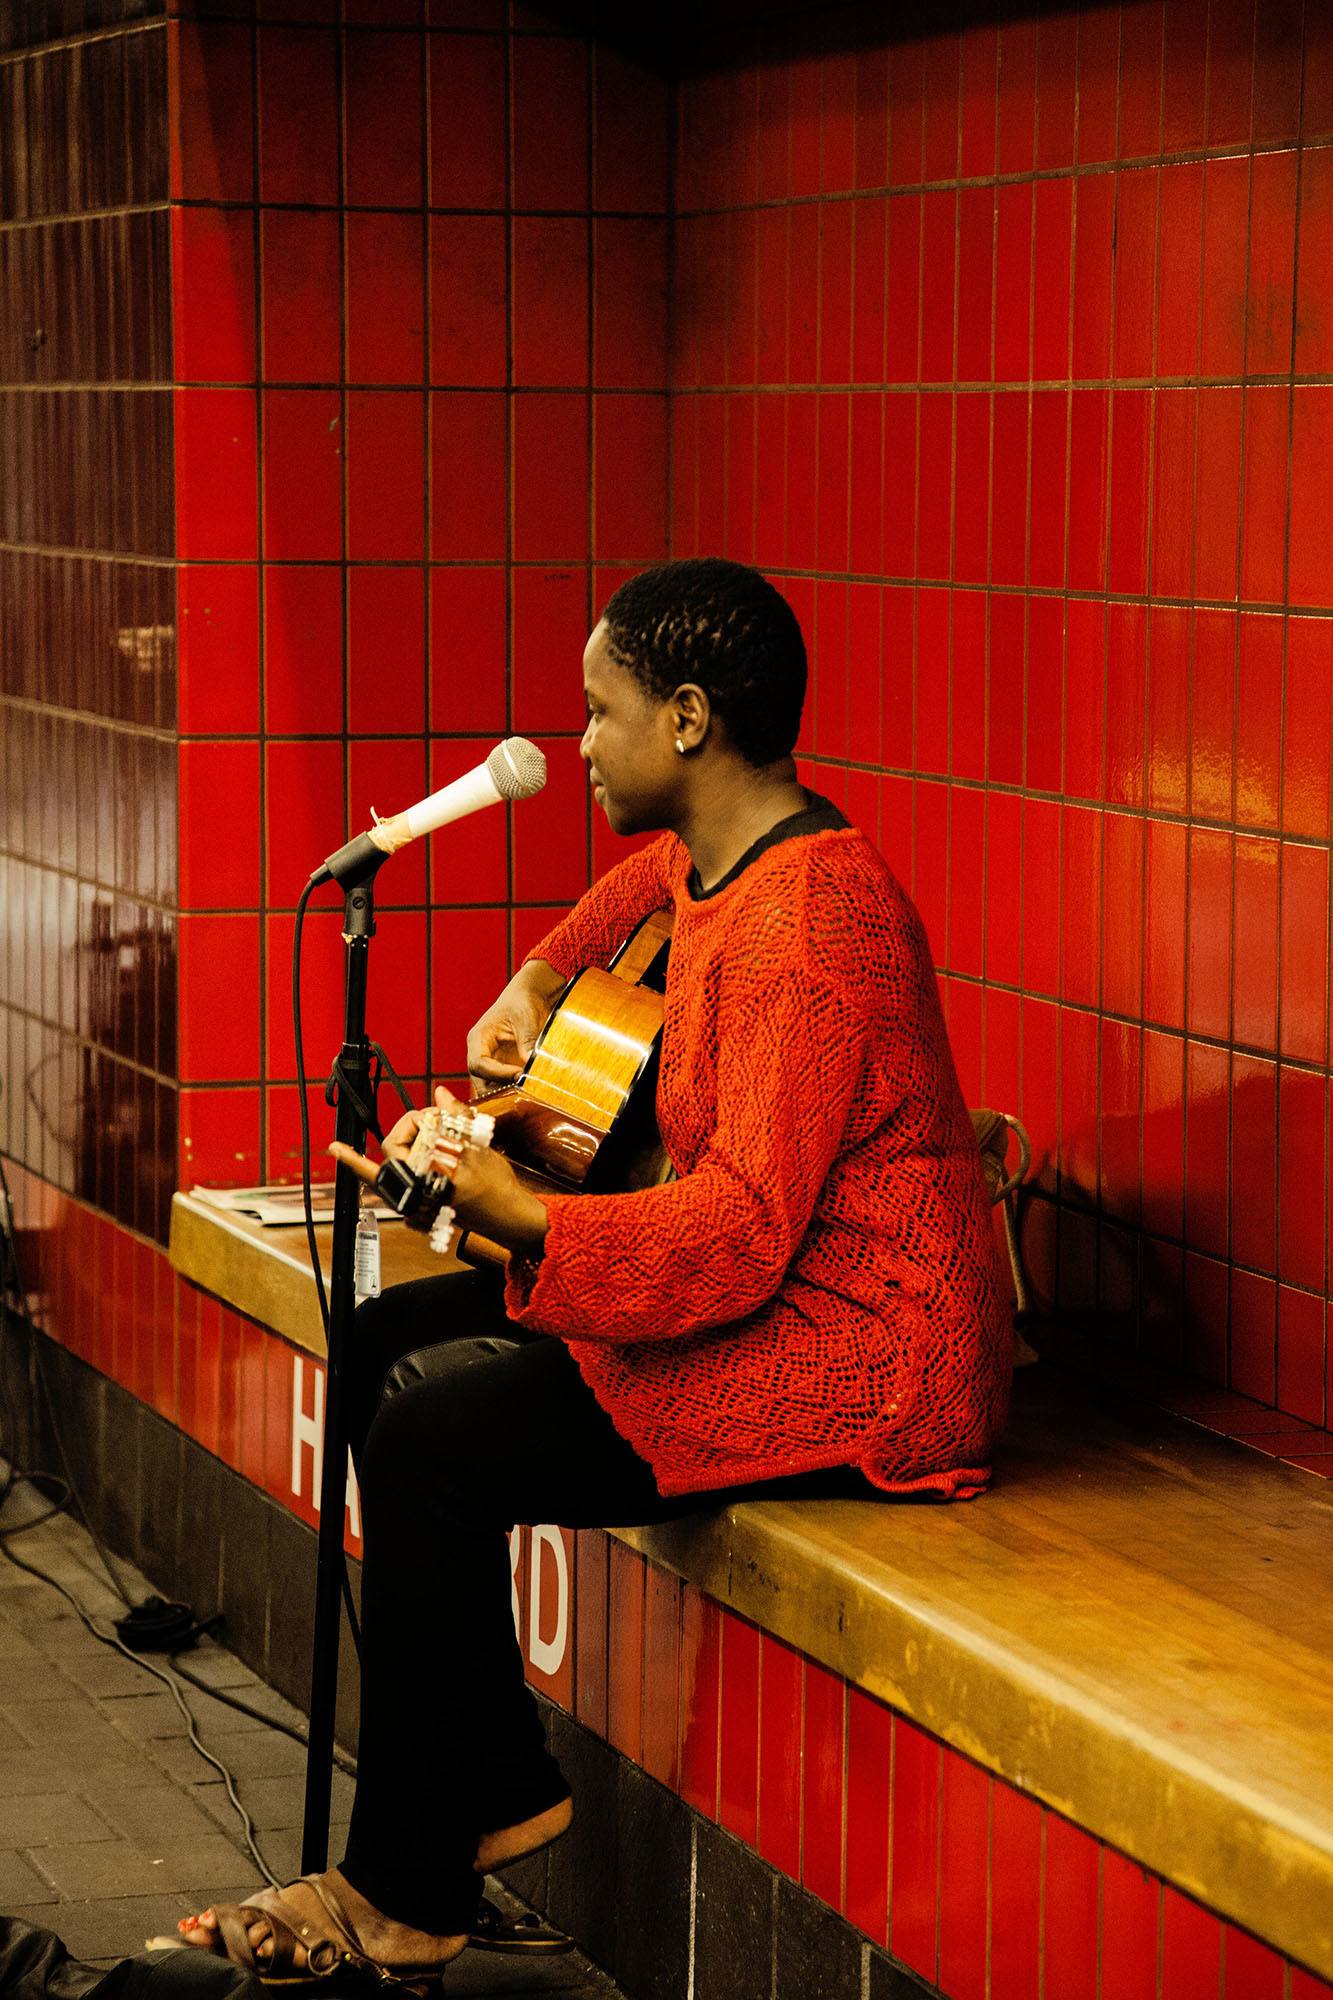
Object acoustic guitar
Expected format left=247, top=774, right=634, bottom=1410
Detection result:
left=456, top=906, right=675, bottom=1268
left=375, top=909, right=676, bottom=1267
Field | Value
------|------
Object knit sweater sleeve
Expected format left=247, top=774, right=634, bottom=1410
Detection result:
left=504, top=952, right=874, bottom=1343
left=524, top=836, right=679, bottom=979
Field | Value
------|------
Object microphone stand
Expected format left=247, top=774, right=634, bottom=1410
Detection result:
left=301, top=837, right=386, bottom=1871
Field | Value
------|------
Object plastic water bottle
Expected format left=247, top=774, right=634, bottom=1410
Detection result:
left=354, top=1206, right=381, bottom=1302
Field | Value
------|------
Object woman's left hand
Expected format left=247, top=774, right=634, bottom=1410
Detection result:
left=330, top=1085, right=549, bottom=1255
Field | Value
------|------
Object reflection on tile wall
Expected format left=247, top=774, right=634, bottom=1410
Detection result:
left=0, top=17, right=177, bottom=1242
left=168, top=5, right=670, bottom=1190
left=669, top=0, right=1333, bottom=1430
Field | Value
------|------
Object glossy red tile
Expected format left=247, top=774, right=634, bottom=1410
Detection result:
left=595, top=395, right=668, bottom=565
left=346, top=567, right=425, bottom=738
left=947, top=784, right=984, bottom=978
left=678, top=1582, right=721, bottom=1817
left=839, top=1687, right=890, bottom=1942
left=1240, top=385, right=1291, bottom=606
left=885, top=196, right=921, bottom=385
left=511, top=568, right=589, bottom=737
left=1060, top=806, right=1101, bottom=1007
left=888, top=38, right=925, bottom=185
left=511, top=734, right=588, bottom=905
left=512, top=37, right=588, bottom=210
left=177, top=566, right=259, bottom=735
left=1111, top=169, right=1157, bottom=381
left=1223, top=1926, right=1286, bottom=1999
left=1031, top=178, right=1073, bottom=382
left=429, top=566, right=506, bottom=735
left=988, top=1780, right=1040, bottom=2000
left=717, top=1612, right=760, bottom=1846
left=511, top=217, right=589, bottom=391
left=982, top=791, right=1022, bottom=990
left=640, top=1562, right=680, bottom=1789
left=265, top=739, right=346, bottom=906
left=1283, top=619, right=1333, bottom=840
left=956, top=187, right=994, bottom=385
left=179, top=1088, right=261, bottom=1198
left=346, top=214, right=425, bottom=388
left=919, top=192, right=957, bottom=384
left=916, top=400, right=952, bottom=584
left=258, top=26, right=338, bottom=205
left=952, top=394, right=989, bottom=586
left=800, top=1660, right=844, bottom=1912
left=267, top=903, right=343, bottom=1081
left=1041, top=1813, right=1098, bottom=2000
left=1184, top=1040, right=1231, bottom=1261
left=593, top=42, right=668, bottom=213
left=347, top=391, right=425, bottom=561
left=1187, top=829, right=1233, bottom=1041
left=1108, top=390, right=1151, bottom=597
left=262, top=212, right=340, bottom=387
left=178, top=740, right=261, bottom=911
left=513, top=395, right=589, bottom=564
left=172, top=207, right=254, bottom=386
left=428, top=216, right=505, bottom=389
left=1141, top=1028, right=1186, bottom=1240
left=171, top=22, right=254, bottom=202
left=1279, top=842, right=1331, bottom=1067
left=1067, top=391, right=1109, bottom=592
left=1289, top=388, right=1333, bottom=609
left=574, top=1529, right=609, bottom=1737
left=429, top=33, right=506, bottom=208
left=1099, top=1849, right=1159, bottom=2000
left=1071, top=172, right=1114, bottom=380
left=1020, top=798, right=1061, bottom=998
left=430, top=393, right=507, bottom=562
left=178, top=912, right=259, bottom=1082
left=1027, top=393, right=1067, bottom=591
left=606, top=1540, right=644, bottom=1763
left=1295, top=150, right=1333, bottom=376
left=889, top=1716, right=939, bottom=1979
left=1231, top=835, right=1279, bottom=1050
left=262, top=390, right=342, bottom=562
left=344, top=31, right=423, bottom=206
left=1231, top=1266, right=1277, bottom=1403
left=987, top=592, right=1024, bottom=783
left=1060, top=1004, right=1100, bottom=1207
left=1101, top=811, right=1144, bottom=1022
left=1276, top=1285, right=1326, bottom=1426
left=264, top=566, right=343, bottom=735
left=175, top=389, right=258, bottom=562
left=1277, top=1066, right=1326, bottom=1292
left=937, top=1750, right=987, bottom=2000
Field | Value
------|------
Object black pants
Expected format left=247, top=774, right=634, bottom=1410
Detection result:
left=337, top=1268, right=877, bottom=1935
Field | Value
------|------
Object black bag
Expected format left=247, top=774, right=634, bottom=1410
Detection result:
left=0, top=1918, right=264, bottom=2000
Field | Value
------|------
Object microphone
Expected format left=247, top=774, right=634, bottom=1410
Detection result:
left=311, top=737, right=547, bottom=888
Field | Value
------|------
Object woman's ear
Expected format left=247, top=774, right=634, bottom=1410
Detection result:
left=672, top=682, right=710, bottom=751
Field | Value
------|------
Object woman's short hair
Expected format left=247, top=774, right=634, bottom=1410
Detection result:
left=601, top=558, right=807, bottom=767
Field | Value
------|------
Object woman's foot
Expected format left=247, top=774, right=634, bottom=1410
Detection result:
left=474, top=1796, right=573, bottom=1872
left=176, top=1868, right=469, bottom=1975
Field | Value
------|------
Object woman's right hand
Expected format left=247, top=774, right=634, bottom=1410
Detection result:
left=466, top=988, right=551, bottom=1086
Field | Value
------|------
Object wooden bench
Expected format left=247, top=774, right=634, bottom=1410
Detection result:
left=169, top=1192, right=1333, bottom=1982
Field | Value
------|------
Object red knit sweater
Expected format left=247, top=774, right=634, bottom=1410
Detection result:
left=504, top=826, right=1011, bottom=1499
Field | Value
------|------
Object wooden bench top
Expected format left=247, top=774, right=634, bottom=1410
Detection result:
left=170, top=1193, right=1333, bottom=1979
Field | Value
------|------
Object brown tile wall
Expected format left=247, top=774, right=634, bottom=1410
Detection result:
left=0, top=12, right=177, bottom=1243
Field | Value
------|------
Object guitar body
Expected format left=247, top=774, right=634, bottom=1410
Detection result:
left=456, top=908, right=675, bottom=1270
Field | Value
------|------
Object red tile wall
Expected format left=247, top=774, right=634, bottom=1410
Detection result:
left=169, top=5, right=670, bottom=1193
left=669, top=0, right=1333, bottom=1436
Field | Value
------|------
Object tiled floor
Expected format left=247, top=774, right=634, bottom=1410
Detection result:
left=0, top=1495, right=623, bottom=1996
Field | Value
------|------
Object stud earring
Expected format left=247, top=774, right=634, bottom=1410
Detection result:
left=675, top=738, right=686, bottom=754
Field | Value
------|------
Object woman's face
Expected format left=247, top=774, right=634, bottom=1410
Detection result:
left=579, top=620, right=680, bottom=836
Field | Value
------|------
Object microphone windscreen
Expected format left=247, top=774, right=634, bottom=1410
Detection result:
left=488, top=735, right=547, bottom=801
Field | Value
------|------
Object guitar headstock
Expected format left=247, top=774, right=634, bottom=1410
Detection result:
left=374, top=1101, right=496, bottom=1255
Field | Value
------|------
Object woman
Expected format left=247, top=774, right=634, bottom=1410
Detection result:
left=173, top=558, right=1010, bottom=1989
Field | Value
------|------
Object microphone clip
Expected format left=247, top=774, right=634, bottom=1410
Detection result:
left=309, top=830, right=389, bottom=890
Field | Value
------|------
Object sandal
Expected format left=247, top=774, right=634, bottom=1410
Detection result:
left=146, top=1876, right=455, bottom=1995
left=469, top=1896, right=572, bottom=1955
